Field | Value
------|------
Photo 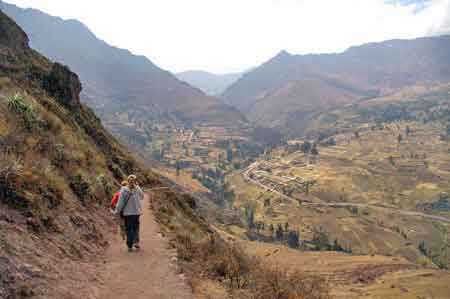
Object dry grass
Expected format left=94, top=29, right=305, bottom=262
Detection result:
left=176, top=233, right=329, bottom=299
left=150, top=180, right=329, bottom=298
left=247, top=267, right=329, bottom=299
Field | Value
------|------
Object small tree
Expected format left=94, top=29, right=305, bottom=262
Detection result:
left=175, top=160, right=181, bottom=176
left=284, top=222, right=289, bottom=232
left=300, top=141, right=312, bottom=154
left=406, top=125, right=411, bottom=136
left=310, top=143, right=319, bottom=155
left=388, top=156, right=395, bottom=166
left=244, top=204, right=255, bottom=229
left=276, top=223, right=284, bottom=241
left=304, top=181, right=313, bottom=196
left=418, top=240, right=427, bottom=256
left=226, top=147, right=233, bottom=163
left=287, top=230, right=300, bottom=248
left=312, top=227, right=330, bottom=251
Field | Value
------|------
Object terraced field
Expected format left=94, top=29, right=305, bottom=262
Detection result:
left=227, top=119, right=450, bottom=282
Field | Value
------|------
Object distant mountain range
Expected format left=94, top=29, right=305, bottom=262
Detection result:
left=0, top=1, right=246, bottom=129
left=176, top=70, right=243, bottom=96
left=4, top=0, right=450, bottom=138
left=222, top=37, right=450, bottom=134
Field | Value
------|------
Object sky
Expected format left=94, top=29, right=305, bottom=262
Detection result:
left=4, top=0, right=450, bottom=73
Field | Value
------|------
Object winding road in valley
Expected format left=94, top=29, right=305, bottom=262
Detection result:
left=243, top=161, right=450, bottom=224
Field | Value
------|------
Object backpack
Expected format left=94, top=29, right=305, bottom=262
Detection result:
left=119, top=189, right=132, bottom=218
left=110, top=191, right=120, bottom=210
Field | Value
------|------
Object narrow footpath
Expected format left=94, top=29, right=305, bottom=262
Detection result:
left=99, top=194, right=194, bottom=299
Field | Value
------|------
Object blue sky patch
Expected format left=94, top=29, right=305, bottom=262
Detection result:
left=385, top=0, right=431, bottom=13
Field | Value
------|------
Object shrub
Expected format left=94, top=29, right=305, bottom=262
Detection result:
left=153, top=186, right=329, bottom=298
left=95, top=174, right=113, bottom=200
left=321, top=137, right=336, bottom=147
left=177, top=233, right=252, bottom=288
left=311, top=227, right=330, bottom=251
left=52, top=143, right=67, bottom=168
left=0, top=153, right=30, bottom=210
left=176, top=233, right=329, bottom=298
left=5, top=93, right=41, bottom=131
left=247, top=268, right=329, bottom=299
left=69, top=173, right=92, bottom=203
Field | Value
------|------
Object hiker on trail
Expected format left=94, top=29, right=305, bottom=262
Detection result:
left=134, top=180, right=144, bottom=245
left=111, top=180, right=129, bottom=240
left=114, top=175, right=144, bottom=252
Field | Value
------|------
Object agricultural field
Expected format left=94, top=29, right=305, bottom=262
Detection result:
left=229, top=120, right=450, bottom=265
left=238, top=239, right=450, bottom=299
left=126, top=82, right=450, bottom=297
left=218, top=86, right=450, bottom=297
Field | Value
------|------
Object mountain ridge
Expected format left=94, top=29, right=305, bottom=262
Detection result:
left=0, top=1, right=246, bottom=130
left=222, top=34, right=450, bottom=134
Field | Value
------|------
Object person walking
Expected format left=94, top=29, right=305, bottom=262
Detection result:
left=110, top=180, right=129, bottom=240
left=114, top=175, right=144, bottom=252
left=134, top=180, right=144, bottom=247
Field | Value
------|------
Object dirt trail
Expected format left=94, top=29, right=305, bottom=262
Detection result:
left=98, top=194, right=194, bottom=299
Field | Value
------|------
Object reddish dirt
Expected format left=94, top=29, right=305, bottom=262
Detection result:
left=98, top=194, right=194, bottom=299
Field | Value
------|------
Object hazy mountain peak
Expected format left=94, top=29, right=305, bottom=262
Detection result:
left=223, top=35, right=450, bottom=133
left=176, top=70, right=244, bottom=96
left=272, top=50, right=292, bottom=62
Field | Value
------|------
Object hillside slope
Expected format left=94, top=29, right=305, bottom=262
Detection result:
left=0, top=12, right=326, bottom=299
left=0, top=10, right=164, bottom=297
left=0, top=1, right=246, bottom=129
left=176, top=70, right=243, bottom=96
left=222, top=36, right=450, bottom=134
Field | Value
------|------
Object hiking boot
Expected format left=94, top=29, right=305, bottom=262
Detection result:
left=134, top=244, right=141, bottom=250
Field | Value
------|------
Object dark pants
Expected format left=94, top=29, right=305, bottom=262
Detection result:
left=135, top=217, right=140, bottom=244
left=124, top=215, right=140, bottom=249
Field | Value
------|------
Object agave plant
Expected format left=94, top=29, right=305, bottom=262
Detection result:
left=6, top=93, right=40, bottom=130
left=6, top=93, right=27, bottom=114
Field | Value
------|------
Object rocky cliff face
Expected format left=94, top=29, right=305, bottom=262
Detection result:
left=42, top=63, right=82, bottom=107
left=0, top=8, right=28, bottom=50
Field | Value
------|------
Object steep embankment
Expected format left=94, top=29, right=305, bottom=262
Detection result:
left=0, top=10, right=163, bottom=298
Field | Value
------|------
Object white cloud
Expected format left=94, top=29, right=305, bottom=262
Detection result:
left=4, top=0, right=450, bottom=73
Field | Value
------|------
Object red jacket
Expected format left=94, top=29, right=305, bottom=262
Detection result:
left=111, top=191, right=121, bottom=209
